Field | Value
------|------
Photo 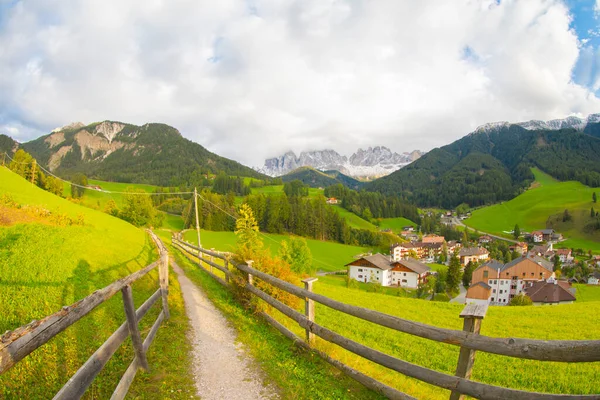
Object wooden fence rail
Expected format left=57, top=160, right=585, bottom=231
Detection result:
left=0, top=231, right=171, bottom=400
left=173, top=237, right=600, bottom=400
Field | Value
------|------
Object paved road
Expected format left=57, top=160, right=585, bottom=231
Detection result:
left=452, top=218, right=518, bottom=244
left=450, top=284, right=467, bottom=304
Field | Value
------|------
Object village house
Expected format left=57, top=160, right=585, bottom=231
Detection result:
left=391, top=241, right=445, bottom=262
left=509, top=242, right=528, bottom=255
left=346, top=254, right=393, bottom=286
left=347, top=254, right=431, bottom=289
left=588, top=271, right=600, bottom=285
left=458, top=247, right=490, bottom=266
left=390, top=258, right=432, bottom=288
left=554, top=248, right=574, bottom=264
left=402, top=226, right=415, bottom=232
left=529, top=244, right=555, bottom=260
left=326, top=197, right=339, bottom=204
left=478, top=235, right=493, bottom=245
left=466, top=256, right=555, bottom=305
left=447, top=240, right=461, bottom=255
left=531, top=231, right=544, bottom=243
left=422, top=234, right=445, bottom=244
left=464, top=281, right=493, bottom=306
left=525, top=279, right=575, bottom=305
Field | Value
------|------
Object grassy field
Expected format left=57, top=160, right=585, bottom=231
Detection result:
left=573, top=284, right=600, bottom=302
left=0, top=168, right=196, bottom=399
left=251, top=185, right=324, bottom=198
left=376, top=217, right=417, bottom=231
left=331, top=205, right=378, bottom=230
left=173, top=229, right=600, bottom=399
left=62, top=179, right=159, bottom=210
left=465, top=168, right=600, bottom=252
left=182, top=229, right=368, bottom=272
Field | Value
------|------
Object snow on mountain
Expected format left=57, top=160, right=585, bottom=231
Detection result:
left=473, top=113, right=600, bottom=134
left=259, top=147, right=422, bottom=178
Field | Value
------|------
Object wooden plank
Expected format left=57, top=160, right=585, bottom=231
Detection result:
left=111, top=311, right=165, bottom=400
left=177, top=240, right=227, bottom=260
left=159, top=254, right=170, bottom=319
left=302, top=278, right=317, bottom=345
left=460, top=304, right=487, bottom=319
left=243, top=281, right=598, bottom=400
left=121, top=285, right=149, bottom=370
left=1, top=261, right=159, bottom=374
left=450, top=317, right=483, bottom=400
left=175, top=242, right=231, bottom=275
left=53, top=290, right=161, bottom=399
left=233, top=262, right=600, bottom=363
left=174, top=243, right=229, bottom=287
left=259, top=312, right=416, bottom=400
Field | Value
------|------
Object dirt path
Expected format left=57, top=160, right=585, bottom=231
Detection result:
left=170, top=258, right=279, bottom=400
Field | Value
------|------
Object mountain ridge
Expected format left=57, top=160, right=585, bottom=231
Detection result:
left=259, top=146, right=422, bottom=179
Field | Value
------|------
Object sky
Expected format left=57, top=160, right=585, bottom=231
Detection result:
left=1, top=0, right=599, bottom=167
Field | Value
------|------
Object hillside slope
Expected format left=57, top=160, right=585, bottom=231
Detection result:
left=0, top=167, right=194, bottom=398
left=281, top=166, right=363, bottom=189
left=367, top=122, right=600, bottom=208
left=19, top=121, right=264, bottom=186
left=466, top=168, right=600, bottom=252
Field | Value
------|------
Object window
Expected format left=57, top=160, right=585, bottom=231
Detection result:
left=540, top=272, right=543, bottom=277
left=522, top=272, right=526, bottom=277
left=512, top=276, right=518, bottom=280
left=510, top=294, right=515, bottom=299
left=403, top=273, right=407, bottom=276
left=499, top=290, right=503, bottom=294
left=493, top=289, right=496, bottom=293
left=511, top=285, right=517, bottom=289
left=503, top=299, right=507, bottom=303
left=491, top=297, right=495, bottom=301
left=377, top=271, right=380, bottom=274
left=483, top=270, right=489, bottom=278
left=358, top=275, right=363, bottom=278
left=358, top=269, right=363, bottom=272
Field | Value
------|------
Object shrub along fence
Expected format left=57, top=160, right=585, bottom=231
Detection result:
left=172, top=236, right=600, bottom=400
left=0, top=231, right=171, bottom=400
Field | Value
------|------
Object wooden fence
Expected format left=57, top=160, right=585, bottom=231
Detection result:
left=0, top=231, right=171, bottom=400
left=172, top=237, right=600, bottom=400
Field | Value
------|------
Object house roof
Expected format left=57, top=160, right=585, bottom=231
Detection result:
left=501, top=255, right=553, bottom=273
left=474, top=260, right=504, bottom=274
left=541, top=229, right=555, bottom=235
left=470, top=281, right=492, bottom=290
left=347, top=253, right=393, bottom=270
left=459, top=247, right=489, bottom=257
left=590, top=271, right=600, bottom=279
left=525, top=281, right=575, bottom=303
left=555, top=248, right=571, bottom=256
left=393, top=258, right=431, bottom=274
left=531, top=231, right=543, bottom=236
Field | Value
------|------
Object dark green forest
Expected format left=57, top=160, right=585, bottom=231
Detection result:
left=281, top=166, right=363, bottom=190
left=367, top=123, right=600, bottom=208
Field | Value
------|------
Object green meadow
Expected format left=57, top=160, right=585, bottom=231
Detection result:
left=331, top=205, right=378, bottom=230
left=0, top=168, right=195, bottom=399
left=466, top=168, right=600, bottom=252
left=376, top=217, right=417, bottom=231
left=174, top=231, right=600, bottom=399
left=62, top=178, right=158, bottom=209
left=183, top=229, right=368, bottom=272
left=250, top=184, right=324, bottom=197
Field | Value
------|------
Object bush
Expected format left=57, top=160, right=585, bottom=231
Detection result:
left=509, top=293, right=533, bottom=306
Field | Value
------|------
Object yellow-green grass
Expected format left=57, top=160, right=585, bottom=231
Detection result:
left=573, top=284, right=600, bottom=302
left=0, top=168, right=195, bottom=399
left=162, top=212, right=185, bottom=231
left=331, top=205, right=378, bottom=230
left=183, top=229, right=368, bottom=272
left=376, top=217, right=417, bottom=231
left=466, top=168, right=600, bottom=252
left=61, top=179, right=159, bottom=210
left=302, top=279, right=600, bottom=398
left=251, top=185, right=325, bottom=198
left=427, top=263, right=448, bottom=273
left=176, top=228, right=600, bottom=399
left=169, top=236, right=385, bottom=400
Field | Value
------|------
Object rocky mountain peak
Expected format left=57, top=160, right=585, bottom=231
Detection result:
left=51, top=122, right=85, bottom=133
left=259, top=146, right=422, bottom=179
left=94, top=121, right=125, bottom=143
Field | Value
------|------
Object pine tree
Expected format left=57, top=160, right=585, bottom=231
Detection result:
left=513, top=224, right=520, bottom=239
left=593, top=192, right=597, bottom=203
left=447, top=251, right=461, bottom=295
left=462, top=261, right=476, bottom=288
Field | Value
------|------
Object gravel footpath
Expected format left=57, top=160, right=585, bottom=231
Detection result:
left=170, top=258, right=280, bottom=400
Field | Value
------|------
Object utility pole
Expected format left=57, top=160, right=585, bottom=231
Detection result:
left=1, top=152, right=5, bottom=167
left=31, top=159, right=37, bottom=185
left=194, top=187, right=202, bottom=258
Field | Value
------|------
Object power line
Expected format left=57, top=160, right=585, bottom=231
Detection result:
left=2, top=151, right=193, bottom=196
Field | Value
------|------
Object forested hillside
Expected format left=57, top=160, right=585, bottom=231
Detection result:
left=19, top=121, right=265, bottom=186
left=0, top=134, right=17, bottom=156
left=281, top=166, right=363, bottom=189
left=367, top=123, right=600, bottom=208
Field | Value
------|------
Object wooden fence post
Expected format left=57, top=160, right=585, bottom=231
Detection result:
left=210, top=248, right=215, bottom=274
left=159, top=253, right=170, bottom=320
left=302, top=278, right=318, bottom=346
left=246, top=261, right=254, bottom=286
left=224, top=256, right=230, bottom=284
left=449, top=303, right=487, bottom=400
left=121, top=285, right=149, bottom=370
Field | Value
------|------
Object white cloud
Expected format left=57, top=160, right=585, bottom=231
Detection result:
left=0, top=0, right=599, bottom=166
